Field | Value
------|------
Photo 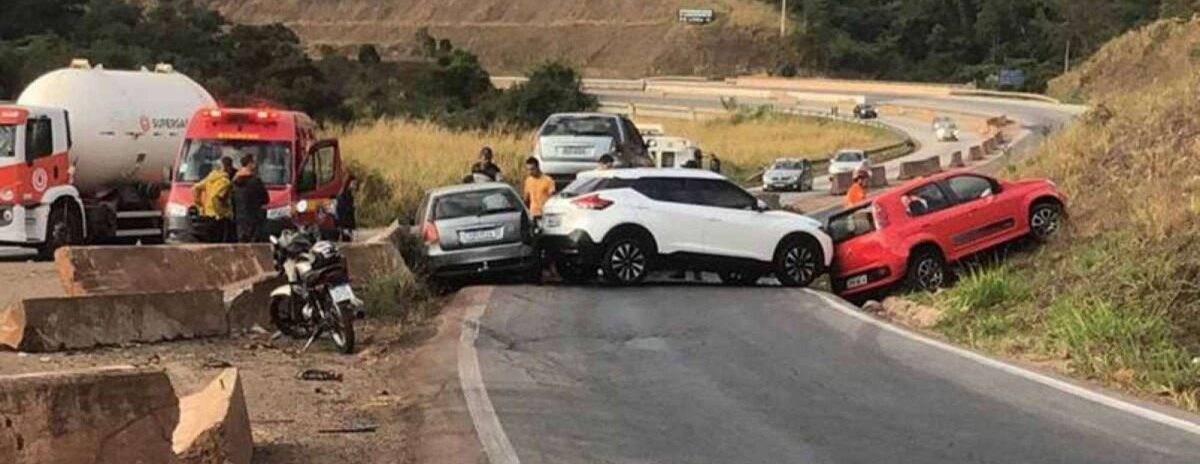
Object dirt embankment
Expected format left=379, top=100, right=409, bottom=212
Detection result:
left=196, top=0, right=784, bottom=77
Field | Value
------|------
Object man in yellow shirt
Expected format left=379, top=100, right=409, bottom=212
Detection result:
left=522, top=157, right=555, bottom=219
left=192, top=156, right=235, bottom=242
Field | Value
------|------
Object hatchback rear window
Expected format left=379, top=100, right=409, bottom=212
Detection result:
left=434, top=189, right=522, bottom=220
left=540, top=116, right=619, bottom=138
left=828, top=206, right=877, bottom=243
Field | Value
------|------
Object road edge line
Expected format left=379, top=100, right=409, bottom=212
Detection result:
left=458, top=291, right=522, bottom=464
left=803, top=289, right=1200, bottom=437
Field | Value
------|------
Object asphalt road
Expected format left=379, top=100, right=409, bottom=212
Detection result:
left=466, top=285, right=1200, bottom=463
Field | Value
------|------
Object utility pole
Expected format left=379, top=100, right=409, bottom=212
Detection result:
left=781, top=0, right=787, bottom=38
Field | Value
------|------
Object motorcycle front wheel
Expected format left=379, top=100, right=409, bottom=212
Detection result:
left=325, top=296, right=357, bottom=354
left=269, top=294, right=311, bottom=338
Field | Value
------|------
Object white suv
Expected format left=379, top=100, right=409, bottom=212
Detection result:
left=540, top=168, right=834, bottom=286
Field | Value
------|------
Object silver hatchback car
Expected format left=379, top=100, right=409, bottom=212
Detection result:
left=413, top=183, right=539, bottom=281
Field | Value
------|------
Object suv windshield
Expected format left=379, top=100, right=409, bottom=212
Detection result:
left=540, top=116, right=619, bottom=138
left=0, top=125, right=15, bottom=158
left=835, top=152, right=864, bottom=162
left=177, top=139, right=292, bottom=186
left=434, top=189, right=523, bottom=220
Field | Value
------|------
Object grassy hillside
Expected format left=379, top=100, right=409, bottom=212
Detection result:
left=1048, top=17, right=1200, bottom=102
left=196, top=0, right=783, bottom=77
left=925, top=18, right=1200, bottom=411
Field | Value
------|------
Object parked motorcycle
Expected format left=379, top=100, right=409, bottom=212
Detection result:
left=268, top=224, right=363, bottom=354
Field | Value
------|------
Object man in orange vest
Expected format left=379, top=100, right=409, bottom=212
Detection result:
left=845, top=168, right=869, bottom=207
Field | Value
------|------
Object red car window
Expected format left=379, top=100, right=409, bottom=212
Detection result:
left=904, top=183, right=952, bottom=216
left=945, top=175, right=995, bottom=203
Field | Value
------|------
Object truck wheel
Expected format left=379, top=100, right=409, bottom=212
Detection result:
left=38, top=204, right=82, bottom=260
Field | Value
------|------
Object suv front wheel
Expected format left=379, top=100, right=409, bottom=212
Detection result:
left=774, top=237, right=822, bottom=287
left=601, top=235, right=652, bottom=285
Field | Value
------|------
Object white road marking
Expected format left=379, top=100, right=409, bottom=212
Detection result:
left=458, top=302, right=522, bottom=464
left=804, top=289, right=1200, bottom=437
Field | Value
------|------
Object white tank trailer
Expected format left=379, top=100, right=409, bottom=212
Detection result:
left=0, top=60, right=215, bottom=254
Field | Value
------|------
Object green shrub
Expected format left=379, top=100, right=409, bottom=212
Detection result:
left=935, top=265, right=1031, bottom=342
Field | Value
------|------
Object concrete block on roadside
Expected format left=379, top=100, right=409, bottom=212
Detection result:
left=868, top=166, right=888, bottom=188
left=898, top=156, right=942, bottom=180
left=173, top=368, right=253, bottom=464
left=969, top=146, right=985, bottom=161
left=0, top=290, right=227, bottom=352
left=950, top=151, right=966, bottom=168
left=0, top=366, right=179, bottom=464
left=829, top=172, right=853, bottom=195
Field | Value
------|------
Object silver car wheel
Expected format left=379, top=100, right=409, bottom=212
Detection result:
left=783, top=246, right=818, bottom=285
left=1030, top=206, right=1061, bottom=238
left=609, top=242, right=647, bottom=283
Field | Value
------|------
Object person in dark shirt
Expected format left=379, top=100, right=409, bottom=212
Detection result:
left=471, top=146, right=503, bottom=181
left=336, top=174, right=357, bottom=241
left=709, top=153, right=722, bottom=174
left=682, top=149, right=704, bottom=169
left=232, top=154, right=269, bottom=243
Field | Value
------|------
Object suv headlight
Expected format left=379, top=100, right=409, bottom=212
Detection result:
left=266, top=205, right=292, bottom=221
left=166, top=202, right=189, bottom=218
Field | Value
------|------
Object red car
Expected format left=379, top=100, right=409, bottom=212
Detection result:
left=826, top=170, right=1066, bottom=297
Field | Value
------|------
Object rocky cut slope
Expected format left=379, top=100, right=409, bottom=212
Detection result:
left=195, top=0, right=784, bottom=77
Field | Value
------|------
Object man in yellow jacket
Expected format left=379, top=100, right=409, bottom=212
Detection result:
left=192, top=157, right=235, bottom=242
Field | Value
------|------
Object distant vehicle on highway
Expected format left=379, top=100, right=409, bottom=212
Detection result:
left=413, top=183, right=539, bottom=282
left=540, top=168, right=833, bottom=286
left=533, top=113, right=653, bottom=189
left=762, top=158, right=814, bottom=192
left=826, top=170, right=1065, bottom=297
left=828, top=149, right=870, bottom=177
left=933, top=116, right=960, bottom=141
left=853, top=103, right=878, bottom=119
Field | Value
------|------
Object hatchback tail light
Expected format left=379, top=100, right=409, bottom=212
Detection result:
left=421, top=221, right=440, bottom=244
left=873, top=203, right=890, bottom=229
left=571, top=194, right=613, bottom=210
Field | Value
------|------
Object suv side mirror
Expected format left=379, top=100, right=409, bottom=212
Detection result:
left=755, top=199, right=770, bottom=212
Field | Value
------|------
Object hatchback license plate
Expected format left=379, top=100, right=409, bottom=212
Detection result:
left=460, top=228, right=503, bottom=244
left=330, top=284, right=356, bottom=303
left=846, top=275, right=870, bottom=289
left=559, top=146, right=590, bottom=156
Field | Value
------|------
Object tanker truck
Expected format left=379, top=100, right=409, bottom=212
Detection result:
left=0, top=60, right=216, bottom=257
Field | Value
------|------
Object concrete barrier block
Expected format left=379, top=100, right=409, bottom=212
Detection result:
left=950, top=151, right=966, bottom=168
left=868, top=167, right=888, bottom=188
left=0, top=366, right=179, bottom=464
left=224, top=275, right=286, bottom=331
left=898, top=156, right=942, bottom=180
left=829, top=172, right=853, bottom=195
left=1, top=291, right=227, bottom=352
left=969, top=146, right=985, bottom=161
left=57, top=244, right=273, bottom=297
left=173, top=368, right=253, bottom=464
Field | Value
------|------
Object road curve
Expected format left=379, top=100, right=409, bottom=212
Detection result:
left=464, top=285, right=1200, bottom=464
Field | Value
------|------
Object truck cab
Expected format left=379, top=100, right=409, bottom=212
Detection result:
left=164, top=108, right=345, bottom=242
left=0, top=105, right=79, bottom=254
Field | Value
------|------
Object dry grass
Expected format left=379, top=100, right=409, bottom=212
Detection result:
left=1048, top=17, right=1200, bottom=103
left=635, top=114, right=901, bottom=175
left=330, top=120, right=533, bottom=224
left=331, top=114, right=897, bottom=225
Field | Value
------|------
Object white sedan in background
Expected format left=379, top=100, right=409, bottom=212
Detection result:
left=828, top=149, right=870, bottom=177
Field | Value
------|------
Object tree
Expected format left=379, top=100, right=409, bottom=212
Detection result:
left=496, top=61, right=598, bottom=128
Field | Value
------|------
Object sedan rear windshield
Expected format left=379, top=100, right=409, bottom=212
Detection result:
left=434, top=189, right=523, bottom=220
left=540, top=116, right=619, bottom=138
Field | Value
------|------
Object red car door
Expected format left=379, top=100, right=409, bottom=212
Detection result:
left=900, top=182, right=965, bottom=257
left=941, top=174, right=1022, bottom=255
